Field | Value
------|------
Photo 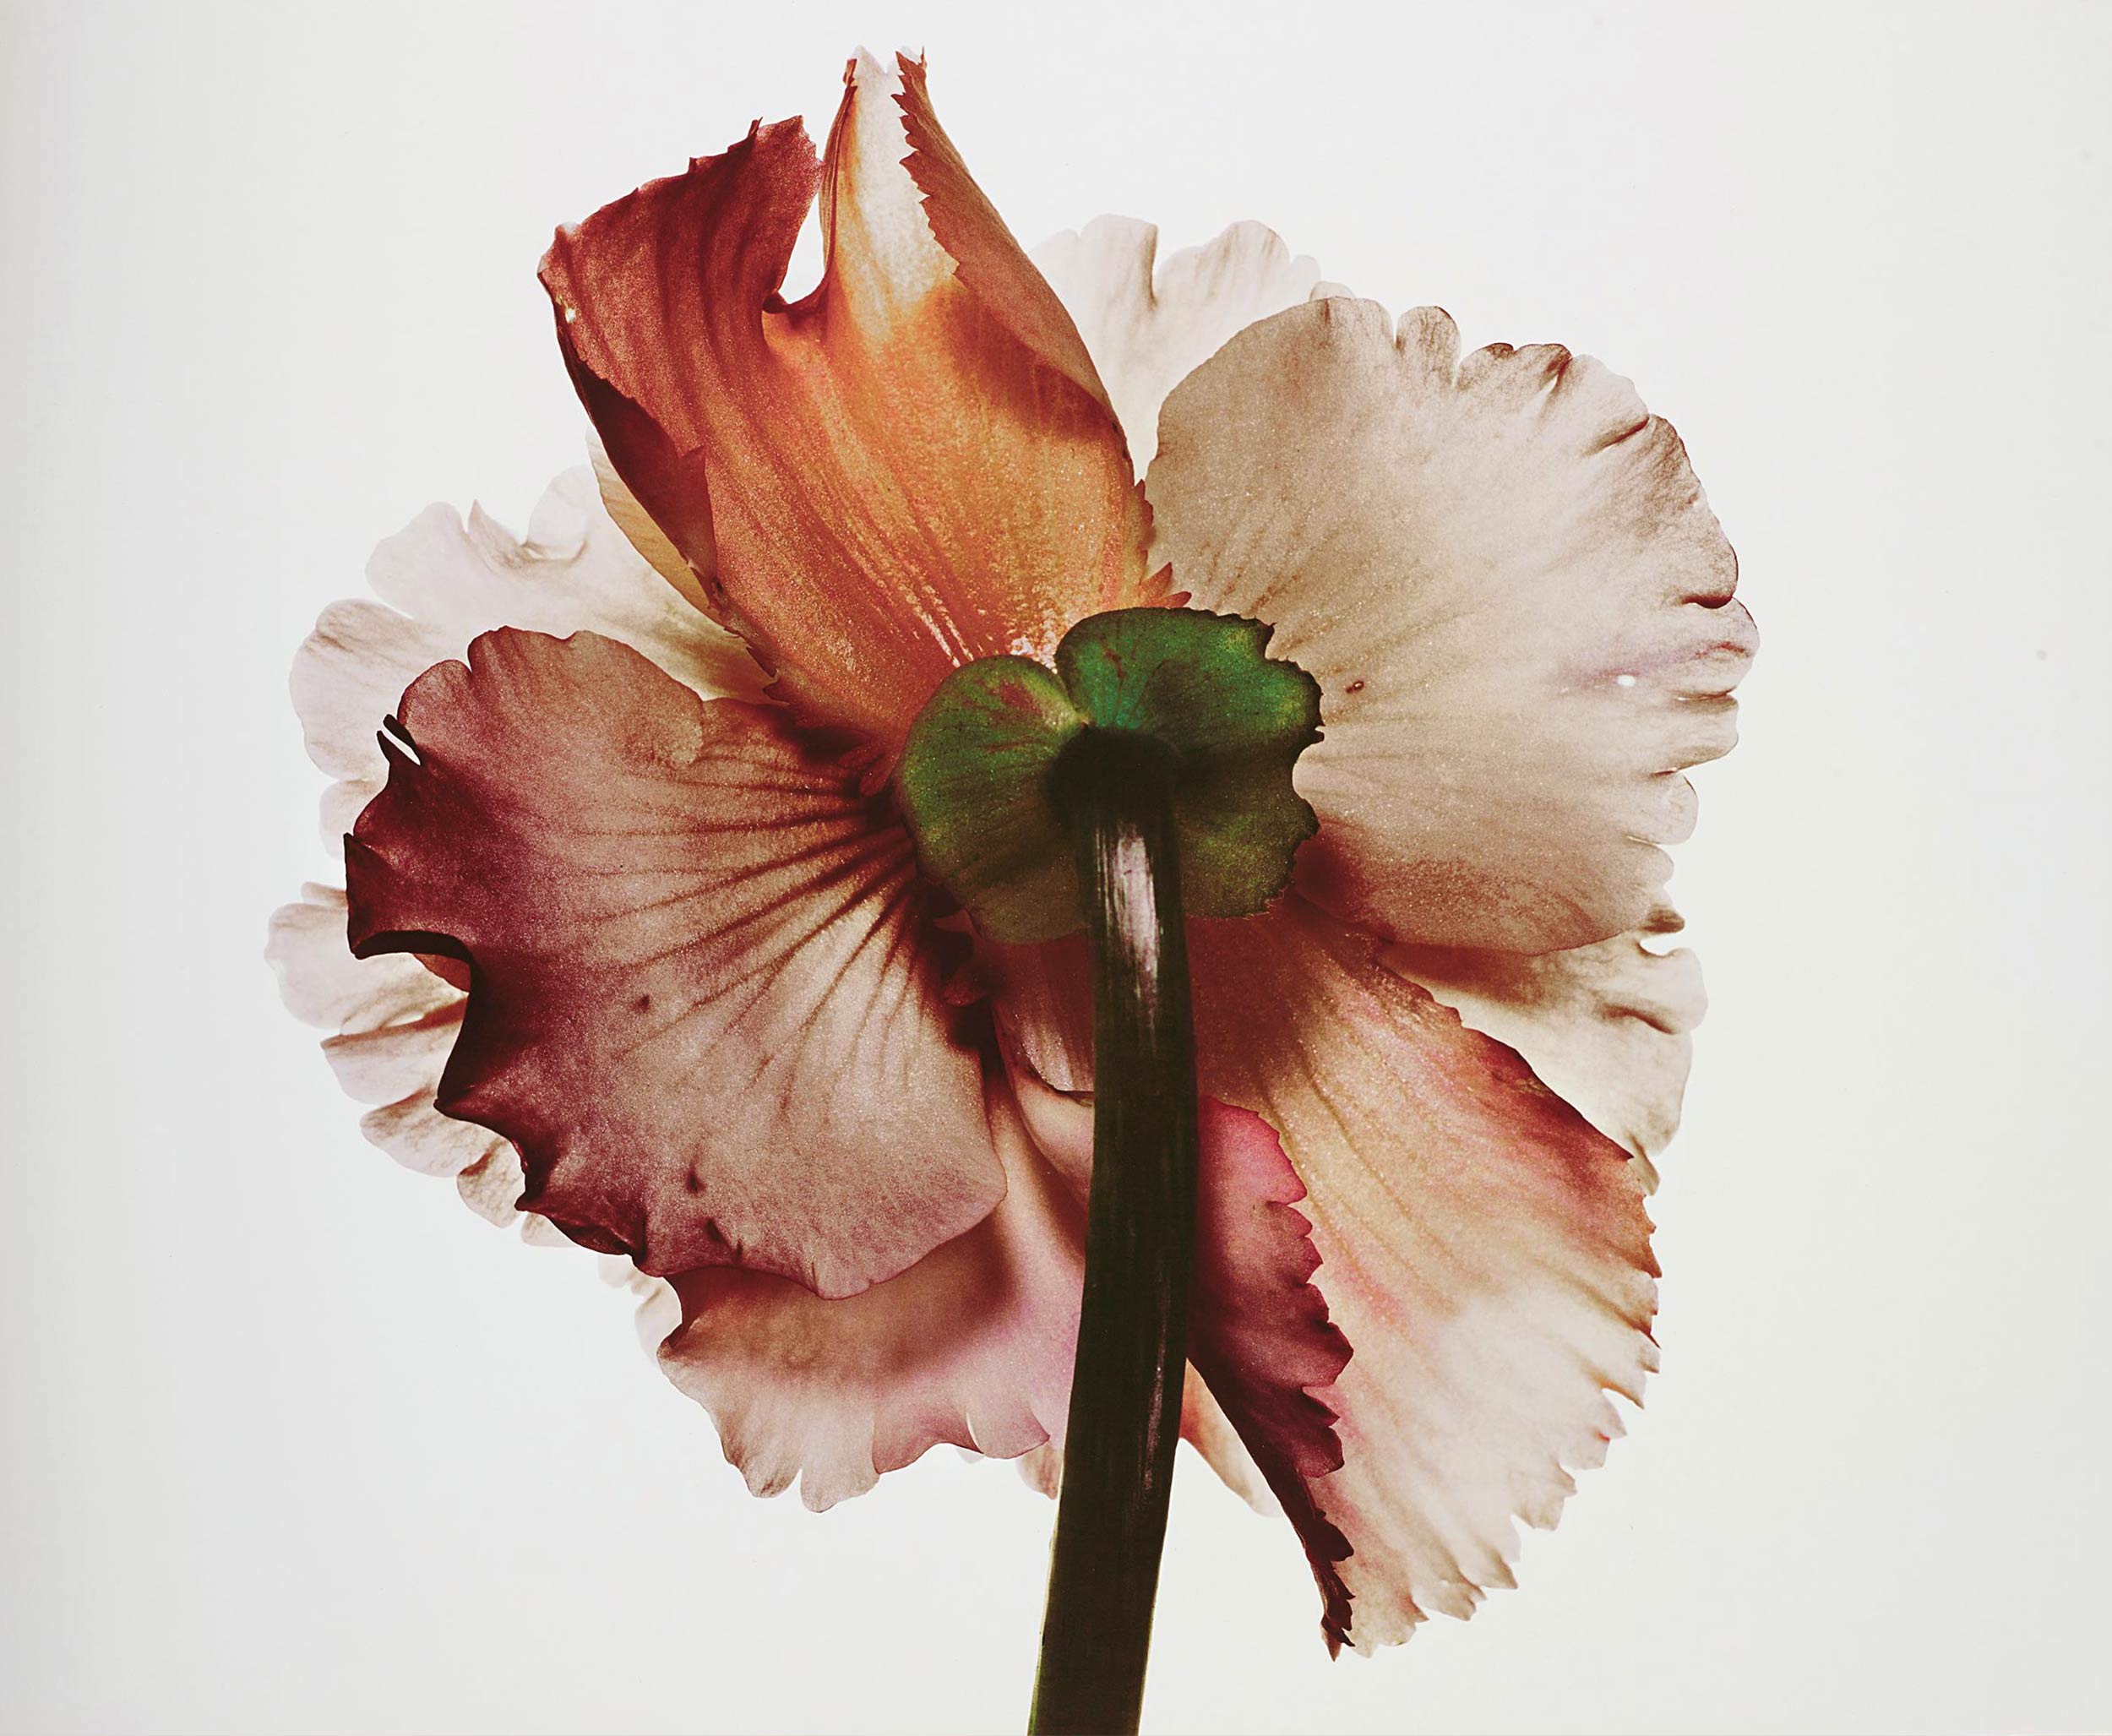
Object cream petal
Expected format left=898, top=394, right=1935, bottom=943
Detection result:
left=1385, top=901, right=1706, bottom=1188
left=320, top=1009, right=460, bottom=1106
left=357, top=1093, right=497, bottom=1180
left=588, top=433, right=714, bottom=617
left=1187, top=898, right=1660, bottom=1649
left=1148, top=297, right=1755, bottom=953
left=269, top=885, right=517, bottom=1195
left=293, top=465, right=764, bottom=845
left=455, top=1142, right=531, bottom=1228
left=1031, top=216, right=1334, bottom=470
left=267, top=884, right=454, bottom=1032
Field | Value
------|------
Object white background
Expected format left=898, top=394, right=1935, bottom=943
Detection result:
left=4, top=2, right=2107, bottom=1731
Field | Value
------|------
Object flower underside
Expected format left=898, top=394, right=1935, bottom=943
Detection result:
left=897, top=607, right=1323, bottom=942
left=267, top=42, right=1754, bottom=1672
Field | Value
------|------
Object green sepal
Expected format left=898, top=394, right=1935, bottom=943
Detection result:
left=896, top=608, right=1321, bottom=943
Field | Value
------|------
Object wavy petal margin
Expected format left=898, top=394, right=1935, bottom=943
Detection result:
left=1149, top=297, right=1755, bottom=954
left=659, top=1088, right=1082, bottom=1510
left=345, top=628, right=1004, bottom=1296
left=541, top=52, right=1152, bottom=743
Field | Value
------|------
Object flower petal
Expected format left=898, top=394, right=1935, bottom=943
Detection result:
left=345, top=627, right=1004, bottom=1296
left=589, top=433, right=715, bottom=616
left=278, top=468, right=765, bottom=1233
left=1185, top=1102, right=1356, bottom=1653
left=1147, top=297, right=1755, bottom=952
left=291, top=466, right=763, bottom=845
left=1187, top=896, right=1659, bottom=1648
left=1385, top=900, right=1706, bottom=1188
left=267, top=884, right=498, bottom=1182
left=657, top=1089, right=1082, bottom=1510
left=1004, top=1043, right=1353, bottom=1643
left=540, top=52, right=1152, bottom=743
left=1032, top=216, right=1333, bottom=468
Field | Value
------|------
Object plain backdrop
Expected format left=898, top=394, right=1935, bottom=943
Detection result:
left=3, top=2, right=2108, bottom=1732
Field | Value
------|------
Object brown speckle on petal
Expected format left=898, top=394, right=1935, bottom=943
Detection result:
left=344, top=628, right=1007, bottom=1298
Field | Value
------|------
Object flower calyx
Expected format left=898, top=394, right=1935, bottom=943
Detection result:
left=897, top=607, right=1322, bottom=943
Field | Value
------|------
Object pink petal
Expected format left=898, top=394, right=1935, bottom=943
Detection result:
left=657, top=1091, right=1082, bottom=1510
left=345, top=628, right=1004, bottom=1297
left=1186, top=1102, right=1356, bottom=1652
left=541, top=52, right=1152, bottom=746
left=1005, top=1047, right=1354, bottom=1642
left=1147, top=297, right=1755, bottom=953
left=1187, top=897, right=1660, bottom=1649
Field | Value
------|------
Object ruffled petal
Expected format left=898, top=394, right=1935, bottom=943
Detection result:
left=345, top=627, right=1004, bottom=1297
left=291, top=466, right=763, bottom=846
left=540, top=52, right=1152, bottom=743
left=277, top=468, right=765, bottom=1238
left=1185, top=1102, right=1356, bottom=1652
left=1005, top=1044, right=1353, bottom=1642
left=1187, top=897, right=1659, bottom=1649
left=1386, top=900, right=1706, bottom=1189
left=1032, top=216, right=1332, bottom=468
left=658, top=1089, right=1082, bottom=1510
left=267, top=884, right=499, bottom=1183
left=1147, top=297, right=1755, bottom=953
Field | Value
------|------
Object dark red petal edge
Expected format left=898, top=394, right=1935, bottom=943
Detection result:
left=1189, top=1100, right=1358, bottom=1652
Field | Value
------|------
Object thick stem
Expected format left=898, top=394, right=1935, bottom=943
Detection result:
left=1029, top=729, right=1200, bottom=1736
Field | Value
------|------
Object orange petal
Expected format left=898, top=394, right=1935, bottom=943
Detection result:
left=1188, top=897, right=1659, bottom=1649
left=540, top=52, right=1152, bottom=744
left=345, top=628, right=1004, bottom=1297
left=1148, top=297, right=1755, bottom=953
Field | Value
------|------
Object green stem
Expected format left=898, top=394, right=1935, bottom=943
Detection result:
left=1029, top=729, right=1200, bottom=1736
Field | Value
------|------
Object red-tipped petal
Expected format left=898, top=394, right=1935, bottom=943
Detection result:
left=990, top=896, right=1659, bottom=1651
left=1189, top=899, right=1659, bottom=1649
left=1188, top=1102, right=1357, bottom=1653
left=1004, top=1052, right=1354, bottom=1645
left=345, top=628, right=1004, bottom=1297
left=541, top=52, right=1151, bottom=744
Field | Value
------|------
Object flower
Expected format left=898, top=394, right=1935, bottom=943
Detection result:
left=269, top=49, right=1754, bottom=1657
